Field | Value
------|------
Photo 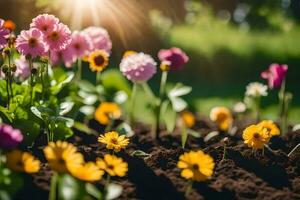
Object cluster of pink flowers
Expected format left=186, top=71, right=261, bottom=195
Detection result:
left=0, top=124, right=23, bottom=149
left=0, top=19, right=10, bottom=49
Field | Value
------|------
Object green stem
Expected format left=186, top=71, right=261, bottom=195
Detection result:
left=255, top=96, right=261, bottom=122
left=155, top=71, right=168, bottom=139
left=77, top=59, right=82, bottom=80
left=104, top=118, right=114, bottom=133
left=279, top=79, right=288, bottom=134
left=28, top=59, right=34, bottom=106
left=142, top=83, right=156, bottom=101
left=96, top=71, right=102, bottom=85
left=6, top=76, right=10, bottom=109
left=49, top=172, right=58, bottom=200
left=8, top=55, right=13, bottom=100
left=185, top=180, right=193, bottom=197
left=41, top=64, right=45, bottom=101
left=129, top=83, right=138, bottom=126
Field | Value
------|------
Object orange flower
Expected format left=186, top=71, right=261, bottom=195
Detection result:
left=94, top=102, right=121, bottom=125
left=4, top=20, right=16, bottom=31
left=181, top=111, right=195, bottom=128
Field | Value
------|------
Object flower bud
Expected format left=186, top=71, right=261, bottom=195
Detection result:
left=1, top=64, right=9, bottom=74
left=31, top=67, right=38, bottom=75
left=11, top=64, right=17, bottom=72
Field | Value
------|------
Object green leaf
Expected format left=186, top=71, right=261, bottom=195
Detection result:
left=170, top=97, right=188, bottom=112
left=116, top=122, right=134, bottom=137
left=0, top=168, right=23, bottom=198
left=73, top=122, right=98, bottom=135
left=168, top=84, right=192, bottom=98
left=53, top=122, right=73, bottom=140
left=59, top=102, right=75, bottom=116
left=187, top=129, right=202, bottom=138
left=85, top=183, right=102, bottom=199
left=14, top=119, right=40, bottom=146
left=131, top=150, right=151, bottom=157
left=0, top=106, right=12, bottom=123
left=181, top=127, right=188, bottom=149
left=58, top=174, right=86, bottom=200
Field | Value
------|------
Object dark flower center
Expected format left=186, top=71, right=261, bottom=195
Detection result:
left=74, top=43, right=81, bottom=50
left=110, top=138, right=118, bottom=144
left=253, top=133, right=260, bottom=139
left=42, top=25, right=49, bottom=31
left=28, top=38, right=37, bottom=47
left=49, top=31, right=60, bottom=41
left=107, top=164, right=114, bottom=170
left=192, top=164, right=199, bottom=170
left=94, top=55, right=105, bottom=66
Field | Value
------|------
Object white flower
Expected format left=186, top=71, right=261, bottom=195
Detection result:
left=245, top=82, right=268, bottom=97
left=233, top=102, right=247, bottom=113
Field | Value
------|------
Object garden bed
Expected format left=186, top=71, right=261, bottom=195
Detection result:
left=16, top=119, right=300, bottom=200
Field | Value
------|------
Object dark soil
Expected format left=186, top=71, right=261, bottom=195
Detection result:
left=14, top=118, right=300, bottom=200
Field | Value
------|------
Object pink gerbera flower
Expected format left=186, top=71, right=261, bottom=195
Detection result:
left=45, top=23, right=71, bottom=51
left=50, top=47, right=76, bottom=68
left=0, top=19, right=10, bottom=49
left=30, top=14, right=59, bottom=34
left=261, top=64, right=288, bottom=89
left=15, top=28, right=48, bottom=58
left=83, top=26, right=112, bottom=54
left=69, top=31, right=92, bottom=59
left=158, top=47, right=189, bottom=71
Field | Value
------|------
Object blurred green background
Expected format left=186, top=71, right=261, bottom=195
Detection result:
left=1, top=0, right=300, bottom=123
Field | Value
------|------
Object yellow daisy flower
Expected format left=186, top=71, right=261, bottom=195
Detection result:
left=96, top=154, right=128, bottom=177
left=43, top=141, right=84, bottom=173
left=88, top=50, right=109, bottom=72
left=181, top=111, right=195, bottom=128
left=257, top=120, right=280, bottom=137
left=94, top=102, right=122, bottom=125
left=6, top=150, right=40, bottom=174
left=243, top=125, right=270, bottom=149
left=177, top=150, right=215, bottom=182
left=69, top=162, right=104, bottom=182
left=209, top=107, right=233, bottom=131
left=98, top=131, right=129, bottom=152
left=123, top=50, right=137, bottom=58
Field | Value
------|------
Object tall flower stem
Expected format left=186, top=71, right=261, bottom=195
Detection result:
left=5, top=76, right=10, bottom=109
left=28, top=59, right=34, bottom=106
left=155, top=71, right=168, bottom=139
left=49, top=172, right=58, bottom=200
left=96, top=71, right=102, bottom=85
left=41, top=64, right=46, bottom=101
left=279, top=79, right=287, bottom=134
left=77, top=59, right=82, bottom=80
left=254, top=96, right=261, bottom=122
left=7, top=54, right=13, bottom=100
left=129, top=83, right=138, bottom=126
left=185, top=180, right=193, bottom=197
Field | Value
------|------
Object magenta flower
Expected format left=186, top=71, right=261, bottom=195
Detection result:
left=0, top=124, right=23, bottom=149
left=158, top=47, right=189, bottom=71
left=30, top=14, right=59, bottom=34
left=16, top=28, right=48, bottom=58
left=0, top=19, right=9, bottom=49
left=69, top=31, right=92, bottom=59
left=261, top=64, right=288, bottom=89
left=120, top=52, right=157, bottom=83
left=14, top=56, right=31, bottom=80
left=50, top=47, right=76, bottom=68
left=83, top=27, right=112, bottom=54
left=45, top=23, right=71, bottom=51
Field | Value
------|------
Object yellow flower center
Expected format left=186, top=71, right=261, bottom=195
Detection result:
left=28, top=38, right=37, bottom=47
left=49, top=31, right=59, bottom=41
left=93, top=55, right=105, bottom=66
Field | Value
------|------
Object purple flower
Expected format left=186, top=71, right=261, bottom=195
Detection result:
left=30, top=14, right=59, bottom=35
left=0, top=19, right=10, bottom=49
left=158, top=47, right=189, bottom=71
left=16, top=28, right=48, bottom=58
left=0, top=124, right=23, bottom=149
left=120, top=52, right=157, bottom=83
left=45, top=23, right=71, bottom=51
left=261, top=64, right=288, bottom=89
left=83, top=27, right=112, bottom=54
